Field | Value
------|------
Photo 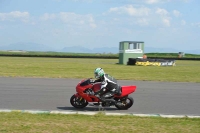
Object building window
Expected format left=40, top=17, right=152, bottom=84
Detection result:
left=129, top=43, right=134, bottom=49
left=138, top=43, right=141, bottom=49
left=134, top=43, right=137, bottom=49
left=120, top=43, right=123, bottom=50
left=129, top=43, right=142, bottom=49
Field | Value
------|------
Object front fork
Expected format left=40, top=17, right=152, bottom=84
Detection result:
left=74, top=93, right=83, bottom=102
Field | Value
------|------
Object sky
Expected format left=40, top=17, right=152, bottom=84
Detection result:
left=0, top=0, right=200, bottom=51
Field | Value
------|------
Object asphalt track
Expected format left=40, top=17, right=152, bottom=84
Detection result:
left=0, top=77, right=200, bottom=115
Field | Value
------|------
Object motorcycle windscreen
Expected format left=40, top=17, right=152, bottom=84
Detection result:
left=80, top=79, right=91, bottom=86
left=76, top=79, right=93, bottom=93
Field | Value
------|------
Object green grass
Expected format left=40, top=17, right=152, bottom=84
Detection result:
left=0, top=112, right=199, bottom=133
left=0, top=57, right=200, bottom=82
left=0, top=57, right=200, bottom=132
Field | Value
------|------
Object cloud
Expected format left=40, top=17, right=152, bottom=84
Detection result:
left=162, top=18, right=171, bottom=27
left=88, top=16, right=97, bottom=28
left=143, top=0, right=190, bottom=4
left=137, top=18, right=149, bottom=26
left=40, top=12, right=97, bottom=29
left=69, top=0, right=189, bottom=4
left=173, top=10, right=181, bottom=17
left=107, top=5, right=174, bottom=27
left=90, top=23, right=97, bottom=28
left=59, top=12, right=96, bottom=28
left=180, top=0, right=190, bottom=2
left=41, top=13, right=56, bottom=21
left=156, top=8, right=168, bottom=16
left=181, top=20, right=186, bottom=25
left=71, top=0, right=93, bottom=2
left=155, top=8, right=171, bottom=27
left=52, top=0, right=62, bottom=2
left=52, top=0, right=191, bottom=6
left=0, top=11, right=30, bottom=22
left=145, top=0, right=163, bottom=4
left=192, top=22, right=200, bottom=28
left=109, top=5, right=151, bottom=16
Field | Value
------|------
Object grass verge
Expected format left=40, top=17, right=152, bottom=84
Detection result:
left=0, top=57, right=200, bottom=132
left=0, top=112, right=200, bottom=133
left=0, top=57, right=200, bottom=82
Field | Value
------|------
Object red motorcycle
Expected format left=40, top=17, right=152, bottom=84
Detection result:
left=70, top=78, right=136, bottom=110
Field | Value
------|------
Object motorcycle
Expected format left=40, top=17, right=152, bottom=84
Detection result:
left=70, top=78, right=136, bottom=110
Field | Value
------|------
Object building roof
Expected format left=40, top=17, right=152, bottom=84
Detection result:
left=120, top=41, right=144, bottom=43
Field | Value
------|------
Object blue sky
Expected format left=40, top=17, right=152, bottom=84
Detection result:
left=0, top=0, right=200, bottom=51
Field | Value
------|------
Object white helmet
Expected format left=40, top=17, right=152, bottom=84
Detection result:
left=94, top=68, right=105, bottom=79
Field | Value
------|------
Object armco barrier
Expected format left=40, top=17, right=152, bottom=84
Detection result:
left=128, top=58, right=176, bottom=66
left=147, top=57, right=200, bottom=61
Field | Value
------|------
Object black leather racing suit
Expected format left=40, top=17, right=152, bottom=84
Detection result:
left=94, top=74, right=121, bottom=101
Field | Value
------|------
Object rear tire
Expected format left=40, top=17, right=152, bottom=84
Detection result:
left=115, top=96, right=134, bottom=110
left=70, top=95, right=88, bottom=109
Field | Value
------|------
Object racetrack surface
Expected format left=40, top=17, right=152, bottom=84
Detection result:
left=0, top=77, right=200, bottom=115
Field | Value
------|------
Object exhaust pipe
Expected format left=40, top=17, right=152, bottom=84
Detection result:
left=101, top=98, right=116, bottom=103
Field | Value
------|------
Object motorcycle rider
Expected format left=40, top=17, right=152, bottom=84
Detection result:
left=91, top=67, right=122, bottom=105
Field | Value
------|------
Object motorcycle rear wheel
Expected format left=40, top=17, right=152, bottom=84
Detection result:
left=70, top=95, right=88, bottom=108
left=115, top=96, right=134, bottom=110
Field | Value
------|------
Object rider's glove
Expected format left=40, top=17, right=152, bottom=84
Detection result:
left=95, top=94, right=100, bottom=98
left=94, top=92, right=100, bottom=98
left=89, top=79, right=95, bottom=83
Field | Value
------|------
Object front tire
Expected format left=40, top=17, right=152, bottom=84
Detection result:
left=70, top=95, right=88, bottom=109
left=115, top=96, right=134, bottom=110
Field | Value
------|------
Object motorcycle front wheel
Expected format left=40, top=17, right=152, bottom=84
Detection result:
left=70, top=95, right=88, bottom=108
